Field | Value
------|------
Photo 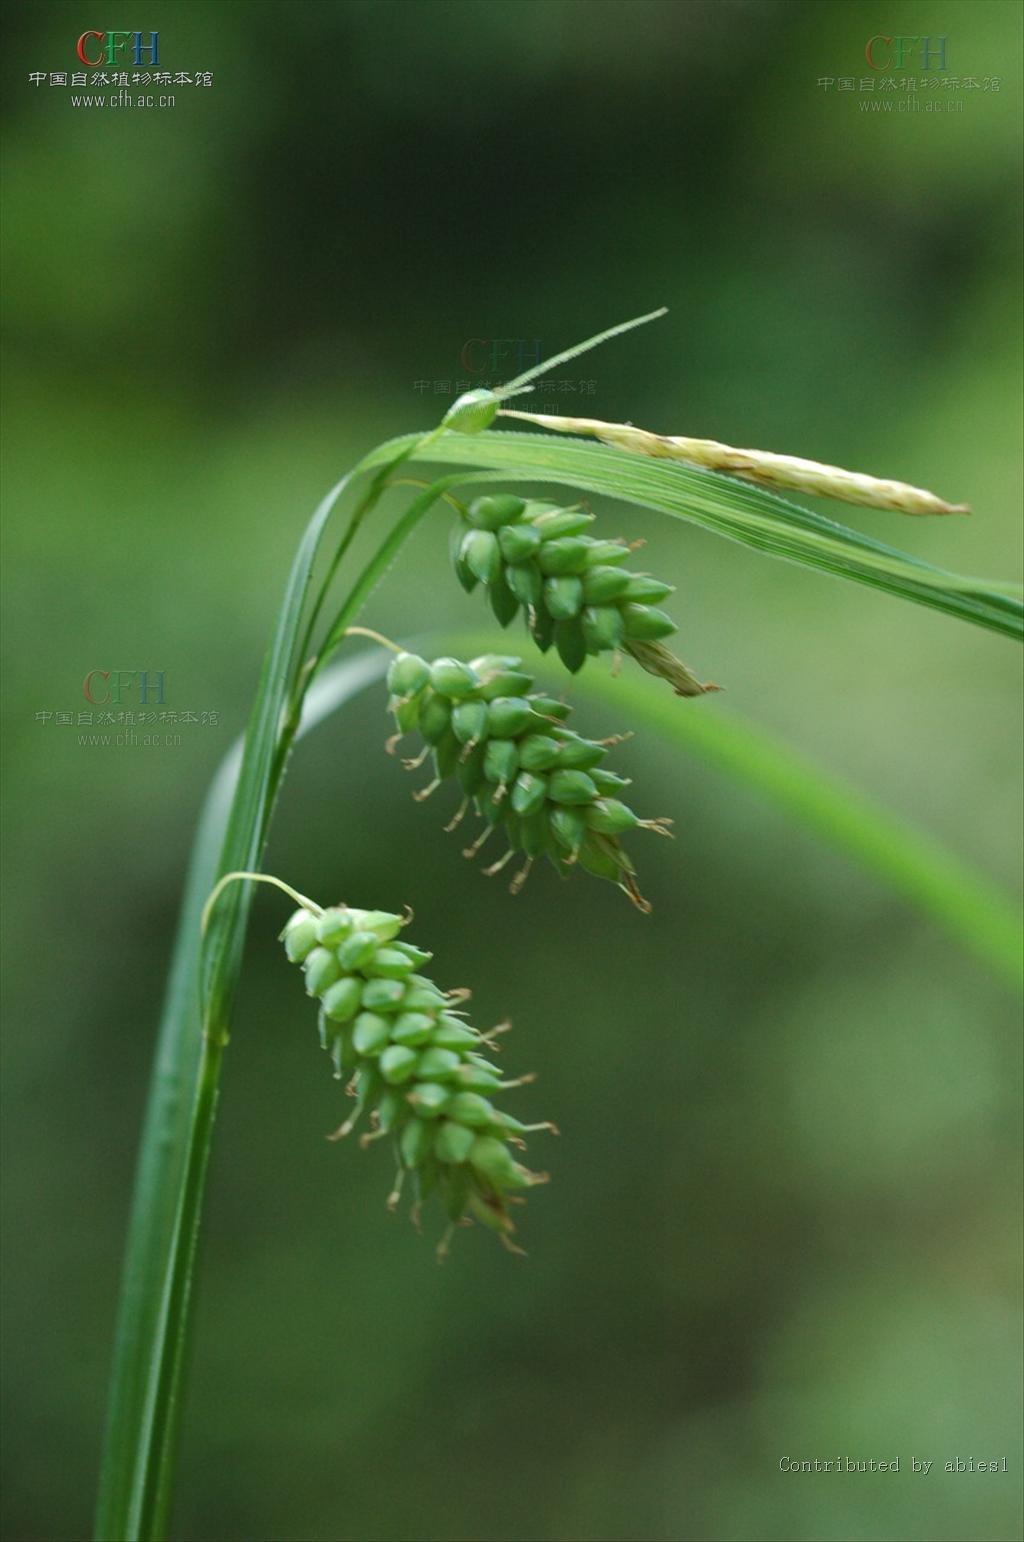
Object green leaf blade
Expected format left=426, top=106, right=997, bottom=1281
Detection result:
left=392, top=430, right=1022, bottom=640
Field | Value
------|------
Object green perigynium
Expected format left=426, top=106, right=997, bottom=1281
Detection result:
left=282, top=898, right=554, bottom=1256
left=450, top=493, right=716, bottom=696
left=441, top=387, right=501, bottom=434
left=385, top=649, right=673, bottom=910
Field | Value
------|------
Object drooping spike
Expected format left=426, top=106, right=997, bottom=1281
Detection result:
left=262, top=867, right=558, bottom=1251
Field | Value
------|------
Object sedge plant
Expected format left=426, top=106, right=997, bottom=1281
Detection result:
left=96, top=310, right=1023, bottom=1541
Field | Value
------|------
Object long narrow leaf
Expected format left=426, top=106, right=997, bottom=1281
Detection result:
left=360, top=430, right=1022, bottom=638
left=94, top=652, right=389, bottom=1542
left=94, top=748, right=238, bottom=1542
left=96, top=443, right=406, bottom=1540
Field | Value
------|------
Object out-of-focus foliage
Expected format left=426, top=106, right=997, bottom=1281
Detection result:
left=1, top=2, right=1020, bottom=1539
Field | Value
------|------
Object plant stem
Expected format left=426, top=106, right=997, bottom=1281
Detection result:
left=96, top=654, right=390, bottom=1542
left=200, top=871, right=324, bottom=933
left=95, top=444, right=418, bottom=1540
left=99, top=453, right=484, bottom=1538
left=342, top=624, right=403, bottom=654
left=134, top=1028, right=224, bottom=1540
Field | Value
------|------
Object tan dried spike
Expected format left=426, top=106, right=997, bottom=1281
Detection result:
left=500, top=411, right=970, bottom=517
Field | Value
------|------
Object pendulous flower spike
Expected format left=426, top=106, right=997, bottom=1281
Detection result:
left=445, top=493, right=718, bottom=692
left=273, top=882, right=553, bottom=1250
left=383, top=652, right=672, bottom=908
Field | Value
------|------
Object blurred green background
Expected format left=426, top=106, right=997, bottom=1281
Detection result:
left=2, top=2, right=1022, bottom=1539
